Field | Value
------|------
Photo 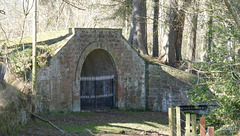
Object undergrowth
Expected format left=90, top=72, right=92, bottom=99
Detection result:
left=0, top=101, right=28, bottom=135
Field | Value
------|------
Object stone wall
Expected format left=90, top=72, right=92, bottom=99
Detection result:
left=38, top=28, right=146, bottom=111
left=146, top=63, right=196, bottom=112
left=37, top=28, right=195, bottom=112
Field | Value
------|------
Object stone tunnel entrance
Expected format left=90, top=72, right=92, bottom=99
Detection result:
left=80, top=49, right=116, bottom=110
left=37, top=29, right=193, bottom=112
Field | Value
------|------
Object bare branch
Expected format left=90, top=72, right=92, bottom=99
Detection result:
left=30, top=112, right=66, bottom=134
left=23, top=0, right=34, bottom=16
left=224, top=0, right=240, bottom=31
left=62, top=0, right=85, bottom=10
left=183, top=53, right=239, bottom=65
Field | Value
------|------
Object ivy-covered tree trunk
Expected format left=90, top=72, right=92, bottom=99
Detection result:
left=128, top=0, right=148, bottom=55
left=152, top=0, right=159, bottom=57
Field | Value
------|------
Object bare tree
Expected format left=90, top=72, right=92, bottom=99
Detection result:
left=152, top=0, right=159, bottom=57
left=175, top=10, right=185, bottom=62
left=190, top=0, right=199, bottom=62
left=128, top=0, right=148, bottom=55
left=32, top=0, right=37, bottom=100
left=167, top=0, right=179, bottom=67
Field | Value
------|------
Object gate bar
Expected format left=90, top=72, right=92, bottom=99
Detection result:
left=112, top=78, right=114, bottom=108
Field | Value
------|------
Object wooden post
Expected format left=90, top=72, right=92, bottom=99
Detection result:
left=168, top=108, right=173, bottom=136
left=200, top=117, right=206, bottom=136
left=207, top=127, right=214, bottom=136
left=176, top=107, right=181, bottom=136
left=191, top=114, right=197, bottom=135
left=185, top=113, right=190, bottom=136
left=168, top=107, right=176, bottom=136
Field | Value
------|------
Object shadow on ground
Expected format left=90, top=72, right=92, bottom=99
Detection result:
left=17, top=110, right=169, bottom=136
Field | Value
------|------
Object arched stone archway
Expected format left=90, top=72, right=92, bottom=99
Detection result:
left=80, top=49, right=117, bottom=110
left=72, top=41, right=121, bottom=111
left=80, top=49, right=116, bottom=77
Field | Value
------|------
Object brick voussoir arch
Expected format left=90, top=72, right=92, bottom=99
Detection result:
left=72, top=41, right=119, bottom=111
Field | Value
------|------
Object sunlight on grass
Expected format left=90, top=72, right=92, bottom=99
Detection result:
left=37, top=29, right=69, bottom=42
left=3, top=29, right=72, bottom=76
left=6, top=29, right=70, bottom=55
left=109, top=122, right=149, bottom=130
left=144, top=121, right=169, bottom=130
left=10, top=29, right=69, bottom=44
left=94, top=121, right=169, bottom=134
left=61, top=122, right=102, bottom=134
left=60, top=121, right=169, bottom=134
left=36, top=29, right=70, bottom=55
left=109, top=122, right=165, bottom=132
left=16, top=111, right=170, bottom=135
left=96, top=125, right=135, bottom=134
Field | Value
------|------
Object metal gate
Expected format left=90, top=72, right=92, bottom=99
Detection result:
left=80, top=75, right=114, bottom=110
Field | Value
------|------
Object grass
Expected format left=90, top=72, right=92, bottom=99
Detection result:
left=47, top=111, right=98, bottom=118
left=1, top=29, right=72, bottom=78
left=62, top=120, right=169, bottom=134
left=62, top=122, right=104, bottom=133
left=6, top=29, right=70, bottom=55
left=102, top=122, right=168, bottom=133
left=18, top=110, right=169, bottom=135
left=61, top=115, right=168, bottom=134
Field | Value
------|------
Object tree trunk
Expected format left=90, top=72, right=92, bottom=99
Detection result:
left=128, top=0, right=148, bottom=55
left=168, top=0, right=178, bottom=67
left=152, top=0, right=159, bottom=57
left=165, top=0, right=186, bottom=67
left=175, top=10, right=185, bottom=62
left=207, top=3, right=213, bottom=61
left=32, top=0, right=38, bottom=111
left=185, top=0, right=199, bottom=72
left=191, top=1, right=199, bottom=62
left=159, top=0, right=169, bottom=63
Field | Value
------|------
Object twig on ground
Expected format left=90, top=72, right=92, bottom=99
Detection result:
left=30, top=112, right=66, bottom=134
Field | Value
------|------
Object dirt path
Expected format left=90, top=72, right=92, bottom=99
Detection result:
left=17, top=110, right=169, bottom=136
